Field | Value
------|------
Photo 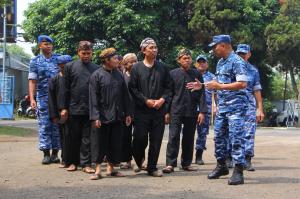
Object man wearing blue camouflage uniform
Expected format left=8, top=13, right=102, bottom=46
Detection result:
left=206, top=35, right=248, bottom=185
left=236, top=44, right=264, bottom=172
left=28, top=35, right=61, bottom=164
left=194, top=54, right=216, bottom=165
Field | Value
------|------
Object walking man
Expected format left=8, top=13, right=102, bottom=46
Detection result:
left=206, top=35, right=248, bottom=185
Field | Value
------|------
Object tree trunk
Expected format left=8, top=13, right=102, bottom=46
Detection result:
left=289, top=67, right=300, bottom=127
left=289, top=67, right=299, bottom=99
left=298, top=91, right=300, bottom=127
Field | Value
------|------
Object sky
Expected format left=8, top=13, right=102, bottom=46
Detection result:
left=17, top=0, right=35, bottom=24
left=16, top=0, right=37, bottom=56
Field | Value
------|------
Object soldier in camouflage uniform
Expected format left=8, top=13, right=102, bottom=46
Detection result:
left=236, top=44, right=264, bottom=172
left=206, top=35, right=248, bottom=185
left=28, top=35, right=61, bottom=164
left=194, top=54, right=216, bottom=165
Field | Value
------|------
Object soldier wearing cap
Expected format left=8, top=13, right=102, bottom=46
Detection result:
left=206, top=35, right=248, bottom=185
left=162, top=48, right=206, bottom=174
left=28, top=35, right=61, bottom=164
left=63, top=41, right=98, bottom=173
left=48, top=55, right=72, bottom=168
left=128, top=38, right=172, bottom=177
left=236, top=44, right=264, bottom=171
left=194, top=54, right=216, bottom=165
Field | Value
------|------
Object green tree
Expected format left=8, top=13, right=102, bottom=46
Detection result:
left=269, top=71, right=295, bottom=100
left=6, top=44, right=31, bottom=60
left=22, top=0, right=193, bottom=66
left=188, top=0, right=280, bottom=98
left=265, top=0, right=300, bottom=99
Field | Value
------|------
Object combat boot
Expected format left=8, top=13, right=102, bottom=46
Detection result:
left=245, top=155, right=255, bottom=171
left=42, top=150, right=51, bottom=165
left=50, top=149, right=60, bottom=164
left=208, top=160, right=229, bottom=179
left=195, top=150, right=204, bottom=165
left=226, top=156, right=234, bottom=168
left=228, top=164, right=244, bottom=185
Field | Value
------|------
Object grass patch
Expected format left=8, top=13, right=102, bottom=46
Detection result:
left=0, top=126, right=37, bottom=137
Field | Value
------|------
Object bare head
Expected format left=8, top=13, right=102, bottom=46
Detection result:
left=78, top=41, right=93, bottom=64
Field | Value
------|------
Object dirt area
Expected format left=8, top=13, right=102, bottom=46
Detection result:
left=0, top=127, right=299, bottom=199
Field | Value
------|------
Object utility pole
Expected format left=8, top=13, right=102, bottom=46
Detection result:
left=2, top=3, right=6, bottom=79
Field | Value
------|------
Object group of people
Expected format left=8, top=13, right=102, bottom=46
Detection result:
left=28, top=34, right=264, bottom=185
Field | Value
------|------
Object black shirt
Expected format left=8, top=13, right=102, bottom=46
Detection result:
left=128, top=60, right=172, bottom=116
left=89, top=67, right=130, bottom=124
left=48, top=74, right=66, bottom=119
left=169, top=68, right=207, bottom=117
left=64, top=60, right=99, bottom=116
left=123, top=71, right=135, bottom=117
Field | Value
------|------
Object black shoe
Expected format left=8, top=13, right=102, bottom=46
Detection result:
left=42, top=155, right=51, bottom=164
left=195, top=150, right=204, bottom=165
left=42, top=150, right=51, bottom=164
left=208, top=160, right=229, bottom=179
left=245, top=156, right=255, bottom=171
left=226, top=157, right=234, bottom=168
left=228, top=164, right=244, bottom=185
left=50, top=155, right=60, bottom=163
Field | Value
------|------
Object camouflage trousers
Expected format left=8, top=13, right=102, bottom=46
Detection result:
left=244, top=107, right=256, bottom=157
left=214, top=109, right=246, bottom=165
left=195, top=114, right=211, bottom=151
left=37, top=96, right=60, bottom=150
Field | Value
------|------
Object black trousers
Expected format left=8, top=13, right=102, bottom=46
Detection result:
left=65, top=115, right=92, bottom=167
left=58, top=122, right=68, bottom=163
left=132, top=114, right=165, bottom=173
left=91, top=121, right=123, bottom=165
left=166, top=116, right=197, bottom=167
left=121, top=122, right=133, bottom=162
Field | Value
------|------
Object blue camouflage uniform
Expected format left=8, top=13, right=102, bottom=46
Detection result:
left=196, top=70, right=216, bottom=151
left=214, top=51, right=248, bottom=165
left=244, top=62, right=262, bottom=157
left=235, top=44, right=262, bottom=158
left=28, top=53, right=61, bottom=150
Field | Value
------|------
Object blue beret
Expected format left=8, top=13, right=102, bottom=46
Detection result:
left=56, top=55, right=72, bottom=64
left=196, top=54, right=208, bottom=62
left=208, top=35, right=231, bottom=47
left=236, top=44, right=250, bottom=53
left=37, top=35, right=53, bottom=44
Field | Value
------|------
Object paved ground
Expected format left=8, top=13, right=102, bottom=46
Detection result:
left=0, top=120, right=300, bottom=199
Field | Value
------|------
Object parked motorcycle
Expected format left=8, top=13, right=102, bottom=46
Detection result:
left=17, top=95, right=36, bottom=118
